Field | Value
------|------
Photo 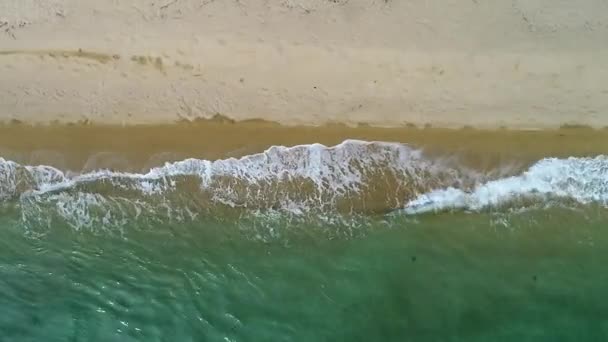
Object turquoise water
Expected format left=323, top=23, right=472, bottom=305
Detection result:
left=2, top=141, right=608, bottom=341
left=2, top=207, right=608, bottom=341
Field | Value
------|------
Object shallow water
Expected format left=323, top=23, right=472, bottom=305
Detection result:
left=2, top=208, right=608, bottom=341
left=1, top=132, right=608, bottom=341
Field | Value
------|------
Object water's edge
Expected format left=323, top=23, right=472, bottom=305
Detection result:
left=1, top=139, right=606, bottom=235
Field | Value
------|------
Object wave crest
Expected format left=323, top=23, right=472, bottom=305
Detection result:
left=1, top=140, right=471, bottom=231
left=404, top=156, right=608, bottom=214
left=3, top=140, right=606, bottom=231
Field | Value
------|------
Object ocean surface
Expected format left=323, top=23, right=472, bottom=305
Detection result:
left=1, top=138, right=608, bottom=341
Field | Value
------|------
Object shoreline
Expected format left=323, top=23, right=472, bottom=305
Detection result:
left=1, top=122, right=607, bottom=172
left=2, top=0, right=607, bottom=128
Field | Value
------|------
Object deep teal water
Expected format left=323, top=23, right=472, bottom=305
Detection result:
left=2, top=206, right=608, bottom=341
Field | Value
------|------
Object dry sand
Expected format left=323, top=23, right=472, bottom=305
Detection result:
left=1, top=0, right=608, bottom=128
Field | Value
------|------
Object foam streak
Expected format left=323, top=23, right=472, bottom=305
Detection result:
left=404, top=156, right=608, bottom=214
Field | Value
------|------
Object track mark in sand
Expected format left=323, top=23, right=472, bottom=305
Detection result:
left=130, top=55, right=168, bottom=75
left=0, top=49, right=118, bottom=64
left=1, top=20, right=30, bottom=40
left=160, top=0, right=179, bottom=10
left=0, top=49, right=194, bottom=77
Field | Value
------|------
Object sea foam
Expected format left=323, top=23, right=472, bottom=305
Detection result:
left=2, top=141, right=606, bottom=231
left=404, top=156, right=608, bottom=214
left=1, top=140, right=469, bottom=231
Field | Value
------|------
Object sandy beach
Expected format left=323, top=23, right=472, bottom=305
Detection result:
left=1, top=0, right=607, bottom=128
left=4, top=3, right=608, bottom=341
left=0, top=122, right=606, bottom=173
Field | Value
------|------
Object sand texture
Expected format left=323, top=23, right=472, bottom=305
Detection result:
left=2, top=122, right=607, bottom=172
left=1, top=0, right=608, bottom=128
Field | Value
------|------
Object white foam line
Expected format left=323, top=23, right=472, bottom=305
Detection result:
left=8, top=140, right=421, bottom=197
left=404, top=156, right=608, bottom=214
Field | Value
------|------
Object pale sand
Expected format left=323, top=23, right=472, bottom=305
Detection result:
left=1, top=0, right=608, bottom=128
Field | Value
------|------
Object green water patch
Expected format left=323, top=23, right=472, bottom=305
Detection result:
left=1, top=206, right=608, bottom=341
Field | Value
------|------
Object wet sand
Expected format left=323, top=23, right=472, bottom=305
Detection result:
left=1, top=122, right=607, bottom=172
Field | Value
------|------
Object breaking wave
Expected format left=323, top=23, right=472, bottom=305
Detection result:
left=404, top=156, right=608, bottom=214
left=1, top=140, right=606, bottom=232
left=1, top=140, right=473, bottom=231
